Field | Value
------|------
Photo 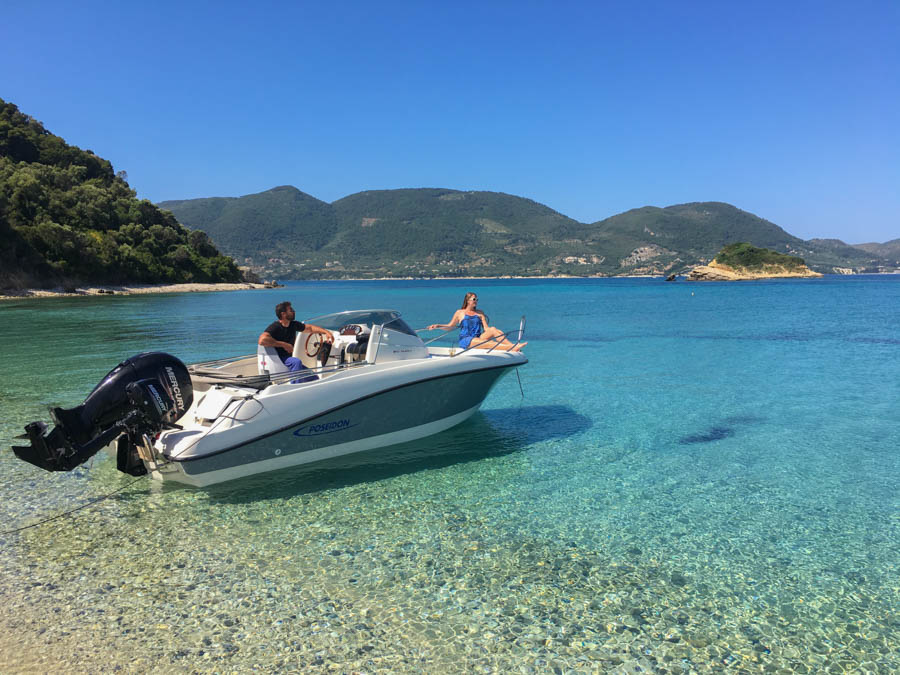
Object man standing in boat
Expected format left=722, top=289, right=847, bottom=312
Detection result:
left=259, top=301, right=332, bottom=372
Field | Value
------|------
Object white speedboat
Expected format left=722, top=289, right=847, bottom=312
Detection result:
left=13, top=310, right=526, bottom=487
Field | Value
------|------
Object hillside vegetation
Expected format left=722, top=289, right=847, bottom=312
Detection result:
left=161, top=188, right=895, bottom=278
left=713, top=242, right=806, bottom=270
left=852, top=238, right=900, bottom=259
left=686, top=243, right=821, bottom=281
left=160, top=187, right=588, bottom=277
left=0, top=98, right=242, bottom=289
left=158, top=186, right=337, bottom=261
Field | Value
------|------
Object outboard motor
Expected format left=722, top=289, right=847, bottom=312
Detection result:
left=13, top=352, right=193, bottom=476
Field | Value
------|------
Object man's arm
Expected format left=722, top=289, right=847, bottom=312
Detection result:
left=258, top=331, right=294, bottom=353
left=305, top=323, right=333, bottom=340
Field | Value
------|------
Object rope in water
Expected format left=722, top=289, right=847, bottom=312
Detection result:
left=0, top=475, right=144, bottom=536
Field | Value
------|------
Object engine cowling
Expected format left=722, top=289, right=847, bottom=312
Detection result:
left=12, top=352, right=193, bottom=474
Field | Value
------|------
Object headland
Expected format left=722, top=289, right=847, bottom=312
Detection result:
left=686, top=243, right=823, bottom=281
left=686, top=261, right=823, bottom=281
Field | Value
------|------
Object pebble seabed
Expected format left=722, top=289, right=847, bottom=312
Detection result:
left=0, top=438, right=896, bottom=675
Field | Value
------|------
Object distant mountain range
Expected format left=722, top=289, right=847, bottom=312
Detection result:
left=6, top=90, right=892, bottom=290
left=851, top=238, right=900, bottom=259
left=159, top=186, right=898, bottom=278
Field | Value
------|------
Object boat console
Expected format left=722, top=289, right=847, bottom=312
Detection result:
left=294, top=323, right=371, bottom=368
left=292, top=310, right=426, bottom=368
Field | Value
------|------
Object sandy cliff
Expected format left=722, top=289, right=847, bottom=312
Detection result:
left=687, top=260, right=823, bottom=281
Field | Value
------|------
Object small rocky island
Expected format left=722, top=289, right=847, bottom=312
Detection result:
left=687, top=243, right=823, bottom=281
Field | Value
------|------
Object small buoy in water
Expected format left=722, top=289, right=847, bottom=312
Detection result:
left=691, top=292, right=694, bottom=296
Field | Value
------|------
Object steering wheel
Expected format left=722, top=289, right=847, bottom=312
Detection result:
left=305, top=332, right=324, bottom=357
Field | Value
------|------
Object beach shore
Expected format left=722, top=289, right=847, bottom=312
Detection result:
left=0, top=275, right=662, bottom=301
left=0, top=282, right=274, bottom=301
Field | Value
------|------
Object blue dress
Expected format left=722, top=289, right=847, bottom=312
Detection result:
left=458, top=313, right=484, bottom=348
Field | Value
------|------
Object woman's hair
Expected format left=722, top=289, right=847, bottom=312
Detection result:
left=461, top=292, right=477, bottom=309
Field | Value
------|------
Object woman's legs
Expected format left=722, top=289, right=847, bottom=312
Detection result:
left=470, top=326, right=526, bottom=351
left=472, top=338, right=527, bottom=352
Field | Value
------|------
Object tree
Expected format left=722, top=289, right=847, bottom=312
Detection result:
left=0, top=96, right=245, bottom=289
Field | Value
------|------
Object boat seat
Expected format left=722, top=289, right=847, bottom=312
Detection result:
left=257, top=345, right=290, bottom=375
left=257, top=345, right=318, bottom=383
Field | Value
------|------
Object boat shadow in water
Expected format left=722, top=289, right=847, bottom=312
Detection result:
left=202, top=404, right=592, bottom=503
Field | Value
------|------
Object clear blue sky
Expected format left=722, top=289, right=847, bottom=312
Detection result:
left=3, top=0, right=898, bottom=242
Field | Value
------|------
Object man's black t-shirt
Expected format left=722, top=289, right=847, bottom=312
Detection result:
left=264, top=320, right=306, bottom=361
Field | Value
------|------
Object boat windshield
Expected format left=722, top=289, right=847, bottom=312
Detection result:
left=305, top=309, right=417, bottom=336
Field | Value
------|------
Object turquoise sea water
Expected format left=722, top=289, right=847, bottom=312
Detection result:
left=0, top=277, right=897, bottom=672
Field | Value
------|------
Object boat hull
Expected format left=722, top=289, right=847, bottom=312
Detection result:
left=154, top=361, right=517, bottom=486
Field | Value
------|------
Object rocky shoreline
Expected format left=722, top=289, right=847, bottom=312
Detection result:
left=0, top=276, right=659, bottom=300
left=0, top=282, right=278, bottom=301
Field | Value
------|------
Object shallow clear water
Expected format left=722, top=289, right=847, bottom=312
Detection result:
left=0, top=277, right=897, bottom=672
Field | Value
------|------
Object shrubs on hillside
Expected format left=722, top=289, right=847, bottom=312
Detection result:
left=715, top=242, right=806, bottom=270
left=0, top=98, right=242, bottom=289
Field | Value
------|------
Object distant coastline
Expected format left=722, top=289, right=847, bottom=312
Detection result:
left=3, top=272, right=894, bottom=301
left=0, top=275, right=641, bottom=301
left=0, top=275, right=660, bottom=301
left=0, top=282, right=273, bottom=301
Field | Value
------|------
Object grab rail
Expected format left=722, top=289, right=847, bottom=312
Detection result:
left=421, top=328, right=456, bottom=346
left=189, top=354, right=371, bottom=389
left=265, top=359, right=370, bottom=386
left=190, top=353, right=256, bottom=369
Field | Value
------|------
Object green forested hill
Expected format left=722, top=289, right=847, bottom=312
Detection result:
left=159, top=186, right=337, bottom=263
left=801, top=238, right=891, bottom=270
left=161, top=187, right=894, bottom=278
left=852, top=238, right=900, bottom=259
left=0, top=98, right=242, bottom=289
left=163, top=186, right=591, bottom=277
left=584, top=202, right=890, bottom=273
left=588, top=202, right=801, bottom=256
left=578, top=202, right=802, bottom=274
left=330, top=188, right=585, bottom=269
left=713, top=242, right=806, bottom=270
left=334, top=189, right=583, bottom=240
